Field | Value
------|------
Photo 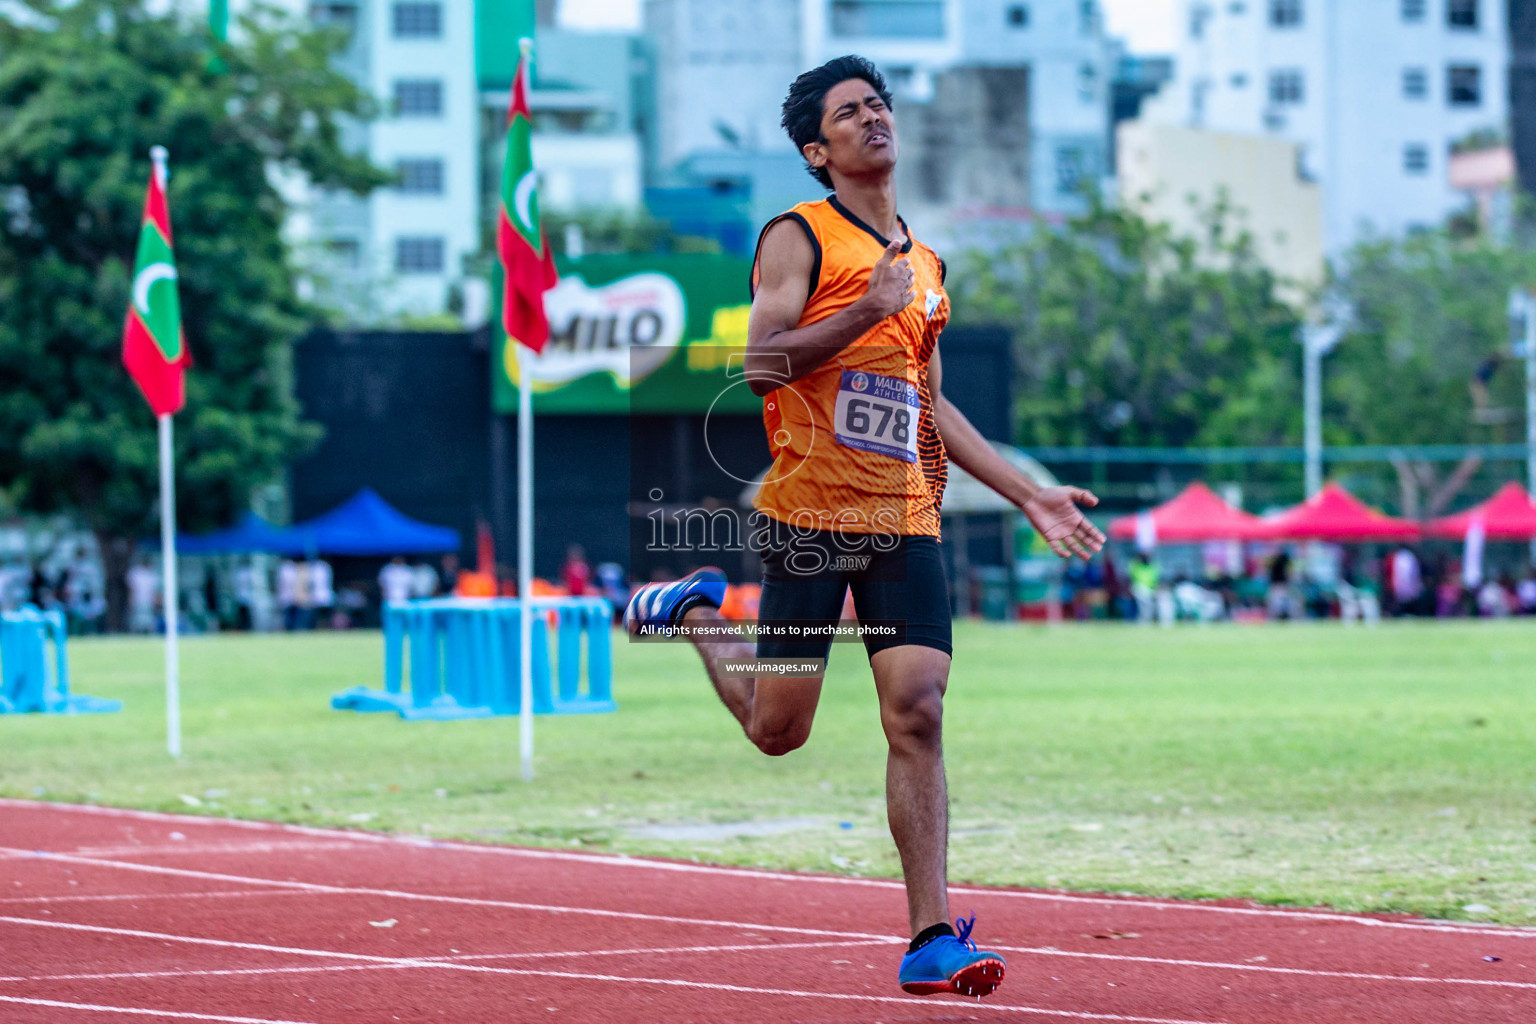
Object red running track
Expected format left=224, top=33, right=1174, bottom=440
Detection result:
left=0, top=799, right=1532, bottom=1023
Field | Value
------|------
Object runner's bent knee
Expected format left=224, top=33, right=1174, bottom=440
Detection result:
left=747, top=673, right=823, bottom=756
left=880, top=680, right=944, bottom=750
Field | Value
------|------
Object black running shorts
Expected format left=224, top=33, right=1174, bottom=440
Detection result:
left=754, top=523, right=952, bottom=662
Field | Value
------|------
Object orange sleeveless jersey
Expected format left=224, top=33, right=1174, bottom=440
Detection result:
left=749, top=197, right=949, bottom=537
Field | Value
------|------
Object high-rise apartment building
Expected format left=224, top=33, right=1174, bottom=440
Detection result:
left=1158, top=0, right=1509, bottom=250
left=301, top=0, right=481, bottom=319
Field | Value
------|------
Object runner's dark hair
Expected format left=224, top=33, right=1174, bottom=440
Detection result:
left=781, top=55, right=893, bottom=189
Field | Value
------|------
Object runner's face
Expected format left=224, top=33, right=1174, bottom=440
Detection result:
left=807, top=78, right=897, bottom=183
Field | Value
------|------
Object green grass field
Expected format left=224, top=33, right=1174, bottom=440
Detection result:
left=2, top=622, right=1533, bottom=925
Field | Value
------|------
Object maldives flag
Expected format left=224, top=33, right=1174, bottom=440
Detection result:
left=497, top=45, right=558, bottom=354
left=122, top=160, right=189, bottom=415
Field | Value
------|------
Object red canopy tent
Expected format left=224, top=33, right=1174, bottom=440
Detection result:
left=1108, top=481, right=1267, bottom=543
left=1254, top=482, right=1419, bottom=542
left=1426, top=482, right=1536, bottom=540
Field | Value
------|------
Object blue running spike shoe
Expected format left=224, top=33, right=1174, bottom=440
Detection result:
left=624, top=567, right=728, bottom=636
left=898, top=914, right=1007, bottom=997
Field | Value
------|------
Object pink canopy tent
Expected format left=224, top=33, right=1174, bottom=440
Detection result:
left=1108, top=481, right=1267, bottom=543
left=1254, top=482, right=1419, bottom=542
left=1426, top=482, right=1536, bottom=540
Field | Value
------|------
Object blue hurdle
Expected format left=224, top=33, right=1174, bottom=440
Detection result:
left=331, top=596, right=616, bottom=720
left=0, top=606, right=122, bottom=715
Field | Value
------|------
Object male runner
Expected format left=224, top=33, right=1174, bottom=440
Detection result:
left=626, top=56, right=1105, bottom=999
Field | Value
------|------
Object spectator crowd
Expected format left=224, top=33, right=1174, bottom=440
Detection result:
left=1059, top=544, right=1536, bottom=625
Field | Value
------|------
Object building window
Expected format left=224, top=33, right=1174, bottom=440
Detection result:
left=1055, top=144, right=1099, bottom=194
left=1269, top=0, right=1301, bottom=26
left=1402, top=67, right=1427, bottom=99
left=1447, top=0, right=1478, bottom=29
left=393, top=79, right=443, bottom=117
left=1078, top=62, right=1098, bottom=102
left=1268, top=68, right=1304, bottom=105
left=1191, top=78, right=1211, bottom=122
left=392, top=2, right=441, bottom=38
left=1230, top=72, right=1248, bottom=88
left=395, top=236, right=444, bottom=274
left=1227, top=1, right=1245, bottom=14
left=396, top=158, right=444, bottom=195
left=1080, top=0, right=1098, bottom=34
left=830, top=1, right=944, bottom=38
left=1056, top=146, right=1085, bottom=193
left=1190, top=2, right=1211, bottom=39
left=1448, top=64, right=1481, bottom=106
left=1401, top=0, right=1425, bottom=21
left=1006, top=4, right=1028, bottom=27
left=324, top=238, right=360, bottom=269
left=310, top=3, right=357, bottom=28
left=1403, top=143, right=1429, bottom=174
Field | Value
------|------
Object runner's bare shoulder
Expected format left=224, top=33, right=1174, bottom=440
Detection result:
left=754, top=217, right=816, bottom=296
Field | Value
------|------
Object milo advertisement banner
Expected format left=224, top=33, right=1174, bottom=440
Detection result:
left=493, top=253, right=761, bottom=414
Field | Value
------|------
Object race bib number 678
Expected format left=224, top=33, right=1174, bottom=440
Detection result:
left=833, top=371, right=920, bottom=463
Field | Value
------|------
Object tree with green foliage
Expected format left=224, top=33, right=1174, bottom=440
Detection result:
left=0, top=0, right=387, bottom=627
left=949, top=197, right=1305, bottom=452
left=1329, top=229, right=1536, bottom=516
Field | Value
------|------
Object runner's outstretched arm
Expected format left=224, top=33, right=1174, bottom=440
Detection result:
left=746, top=229, right=914, bottom=396
left=929, top=348, right=1105, bottom=560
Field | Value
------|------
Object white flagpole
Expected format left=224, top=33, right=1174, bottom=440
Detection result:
left=159, top=411, right=181, bottom=758
left=513, top=36, right=539, bottom=783
left=518, top=353, right=534, bottom=781
left=150, top=145, right=181, bottom=759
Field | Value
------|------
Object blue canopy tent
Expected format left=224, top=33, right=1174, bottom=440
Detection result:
left=290, top=489, right=461, bottom=556
left=176, top=512, right=306, bottom=556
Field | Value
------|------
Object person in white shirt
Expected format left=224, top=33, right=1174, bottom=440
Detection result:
left=1389, top=547, right=1423, bottom=615
left=410, top=561, right=439, bottom=599
left=292, top=560, right=314, bottom=629
left=277, top=558, right=300, bottom=631
left=1518, top=573, right=1536, bottom=615
left=308, top=558, right=334, bottom=626
left=1477, top=579, right=1512, bottom=618
left=126, top=560, right=159, bottom=634
left=379, top=557, right=414, bottom=607
left=0, top=562, right=28, bottom=611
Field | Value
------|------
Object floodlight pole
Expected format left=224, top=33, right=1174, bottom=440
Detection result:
left=1514, top=287, right=1536, bottom=562
left=1524, top=290, right=1536, bottom=502
left=1301, top=305, right=1349, bottom=499
left=1303, top=330, right=1323, bottom=498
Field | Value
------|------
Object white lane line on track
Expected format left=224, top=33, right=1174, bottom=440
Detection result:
left=6, top=849, right=1536, bottom=993
left=18, top=839, right=1536, bottom=969
left=0, top=939, right=897, bottom=984
left=6, top=937, right=1533, bottom=994
left=418, top=967, right=1232, bottom=1024
left=0, top=848, right=898, bottom=942
left=12, top=843, right=1536, bottom=992
left=0, top=914, right=420, bottom=964
left=68, top=842, right=368, bottom=858
left=6, top=798, right=1533, bottom=939
left=0, top=918, right=1224, bottom=1024
left=4, top=907, right=1533, bottom=995
left=0, top=995, right=319, bottom=1024
left=0, top=890, right=310, bottom=906
left=987, top=944, right=1536, bottom=991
